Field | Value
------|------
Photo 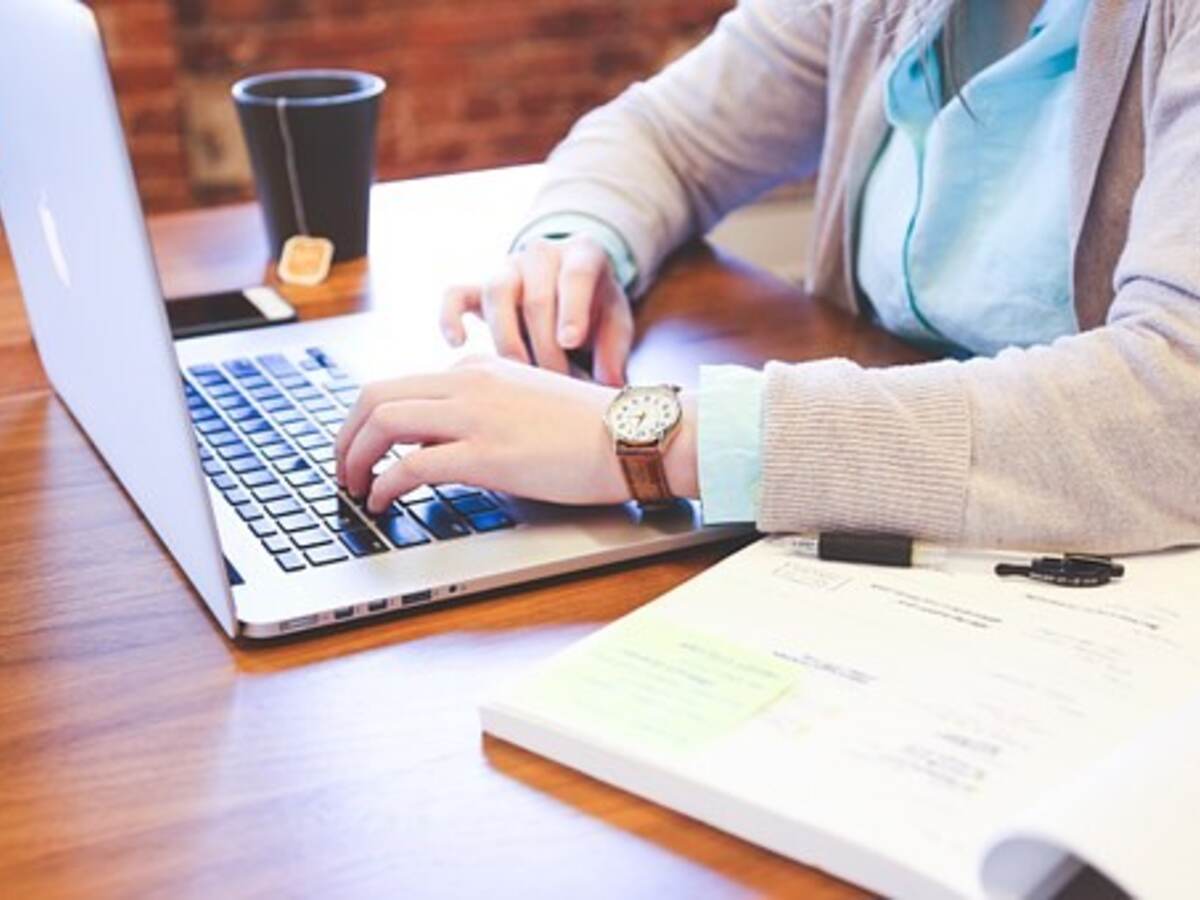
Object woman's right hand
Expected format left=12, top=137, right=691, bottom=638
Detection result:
left=439, top=234, right=634, bottom=387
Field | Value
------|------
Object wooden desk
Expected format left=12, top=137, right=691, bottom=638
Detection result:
left=0, top=168, right=929, bottom=898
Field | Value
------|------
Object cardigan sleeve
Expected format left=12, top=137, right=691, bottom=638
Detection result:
left=520, top=0, right=832, bottom=297
left=757, top=9, right=1200, bottom=554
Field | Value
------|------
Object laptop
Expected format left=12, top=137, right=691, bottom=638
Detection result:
left=0, top=0, right=744, bottom=639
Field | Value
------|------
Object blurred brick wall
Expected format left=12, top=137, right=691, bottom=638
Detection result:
left=88, top=0, right=733, bottom=212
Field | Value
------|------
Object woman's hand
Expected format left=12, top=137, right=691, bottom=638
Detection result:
left=439, top=234, right=634, bottom=386
left=335, top=356, right=698, bottom=515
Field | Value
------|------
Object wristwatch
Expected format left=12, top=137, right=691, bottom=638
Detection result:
left=604, top=384, right=683, bottom=508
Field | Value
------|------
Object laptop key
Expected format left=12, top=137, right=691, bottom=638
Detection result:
left=207, top=382, right=237, bottom=398
left=272, top=455, right=306, bottom=473
left=339, top=528, right=389, bottom=557
left=262, top=534, right=292, bottom=555
left=191, top=406, right=218, bottom=422
left=227, top=405, right=258, bottom=422
left=319, top=461, right=338, bottom=477
left=257, top=354, right=296, bottom=377
left=450, top=494, right=498, bottom=516
left=206, top=429, right=239, bottom=447
left=436, top=484, right=481, bottom=501
left=374, top=511, right=431, bottom=548
left=311, top=497, right=341, bottom=517
left=237, top=503, right=264, bottom=522
left=468, top=510, right=516, bottom=532
left=308, top=445, right=336, bottom=463
left=275, top=551, right=306, bottom=573
left=261, top=442, right=294, bottom=461
left=202, top=459, right=225, bottom=477
left=261, top=397, right=294, bottom=414
left=194, top=422, right=226, bottom=439
left=249, top=430, right=284, bottom=448
left=273, top=410, right=305, bottom=426
left=229, top=456, right=265, bottom=475
left=238, top=417, right=271, bottom=434
left=407, top=500, right=471, bottom=539
left=292, top=527, right=333, bottom=549
left=400, top=484, right=436, bottom=504
left=299, top=483, right=336, bottom=503
left=323, top=500, right=368, bottom=531
left=223, top=358, right=258, bottom=379
left=250, top=518, right=277, bottom=538
left=212, top=473, right=238, bottom=491
left=224, top=488, right=251, bottom=506
left=265, top=497, right=303, bottom=518
left=306, top=346, right=335, bottom=367
left=216, top=442, right=253, bottom=461
left=241, top=469, right=277, bottom=489
left=253, top=483, right=291, bottom=503
left=305, top=543, right=350, bottom=566
left=216, top=394, right=248, bottom=410
left=285, top=470, right=322, bottom=488
left=279, top=512, right=318, bottom=532
left=284, top=421, right=317, bottom=438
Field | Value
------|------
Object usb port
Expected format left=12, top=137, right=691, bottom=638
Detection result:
left=367, top=599, right=389, bottom=613
left=401, top=589, right=433, bottom=606
left=333, top=606, right=354, bottom=621
left=280, top=614, right=319, bottom=633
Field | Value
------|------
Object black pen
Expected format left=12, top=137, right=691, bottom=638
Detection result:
left=784, top=532, right=947, bottom=569
left=784, top=533, right=1126, bottom=587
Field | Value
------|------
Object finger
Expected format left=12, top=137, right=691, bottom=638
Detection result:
left=440, top=285, right=482, bottom=347
left=556, top=239, right=608, bottom=349
left=342, top=399, right=461, bottom=499
left=366, top=443, right=472, bottom=515
left=591, top=278, right=634, bottom=387
left=482, top=261, right=530, bottom=364
left=517, top=244, right=570, bottom=373
left=335, top=376, right=454, bottom=484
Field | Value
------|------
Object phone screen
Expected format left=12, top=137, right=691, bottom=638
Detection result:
left=166, top=288, right=296, bottom=339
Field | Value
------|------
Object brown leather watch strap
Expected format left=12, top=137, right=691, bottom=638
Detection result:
left=616, top=443, right=674, bottom=507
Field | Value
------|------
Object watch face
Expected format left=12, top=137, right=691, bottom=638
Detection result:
left=607, top=387, right=681, bottom=444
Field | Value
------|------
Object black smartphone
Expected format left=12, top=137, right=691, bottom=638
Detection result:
left=166, top=286, right=297, bottom=339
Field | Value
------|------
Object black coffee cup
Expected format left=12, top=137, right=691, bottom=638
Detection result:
left=232, top=69, right=386, bottom=263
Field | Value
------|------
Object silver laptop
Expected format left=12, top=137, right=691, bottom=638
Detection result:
left=0, top=0, right=743, bottom=639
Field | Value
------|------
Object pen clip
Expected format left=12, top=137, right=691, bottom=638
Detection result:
left=995, top=554, right=1123, bottom=588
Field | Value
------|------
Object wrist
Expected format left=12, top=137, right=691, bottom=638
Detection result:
left=664, top=393, right=698, bottom=499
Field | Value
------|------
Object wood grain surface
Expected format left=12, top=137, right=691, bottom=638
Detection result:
left=0, top=168, right=945, bottom=899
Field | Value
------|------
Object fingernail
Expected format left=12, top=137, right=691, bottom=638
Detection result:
left=558, top=325, right=579, bottom=347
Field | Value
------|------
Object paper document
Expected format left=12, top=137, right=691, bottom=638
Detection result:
left=483, top=538, right=1200, bottom=899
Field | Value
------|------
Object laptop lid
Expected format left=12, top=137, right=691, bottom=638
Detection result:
left=0, top=0, right=237, bottom=635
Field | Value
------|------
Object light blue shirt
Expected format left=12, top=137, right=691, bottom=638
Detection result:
left=532, top=0, right=1087, bottom=523
left=858, top=0, right=1087, bottom=358
left=698, top=0, right=1089, bottom=524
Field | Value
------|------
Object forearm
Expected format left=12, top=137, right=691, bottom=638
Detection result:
left=756, top=288, right=1200, bottom=553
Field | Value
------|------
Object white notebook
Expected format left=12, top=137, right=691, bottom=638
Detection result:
left=481, top=537, right=1200, bottom=899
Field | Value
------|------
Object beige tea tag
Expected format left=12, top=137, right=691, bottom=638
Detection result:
left=278, top=235, right=335, bottom=287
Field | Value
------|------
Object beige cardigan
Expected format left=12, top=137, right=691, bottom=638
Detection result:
left=525, top=0, right=1200, bottom=553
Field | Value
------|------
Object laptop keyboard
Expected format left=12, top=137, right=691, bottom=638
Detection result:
left=183, top=347, right=517, bottom=574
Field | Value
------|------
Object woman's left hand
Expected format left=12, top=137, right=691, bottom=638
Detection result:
left=335, top=356, right=696, bottom=515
